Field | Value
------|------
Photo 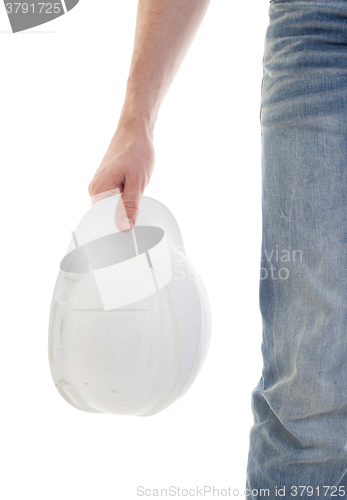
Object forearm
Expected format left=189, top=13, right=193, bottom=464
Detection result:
left=90, top=0, right=210, bottom=226
left=120, top=0, right=210, bottom=133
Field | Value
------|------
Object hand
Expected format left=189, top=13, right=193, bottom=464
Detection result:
left=88, top=119, right=155, bottom=230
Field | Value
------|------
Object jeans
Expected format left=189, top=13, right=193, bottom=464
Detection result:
left=246, top=1, right=347, bottom=498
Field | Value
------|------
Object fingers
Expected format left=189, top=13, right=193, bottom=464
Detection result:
left=88, top=172, right=146, bottom=231
left=90, top=187, right=121, bottom=206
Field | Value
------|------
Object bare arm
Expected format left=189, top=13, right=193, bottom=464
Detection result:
left=88, top=0, right=210, bottom=230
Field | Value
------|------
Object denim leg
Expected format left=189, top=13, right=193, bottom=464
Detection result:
left=246, top=1, right=347, bottom=498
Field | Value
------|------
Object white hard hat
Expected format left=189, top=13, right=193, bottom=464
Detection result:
left=48, top=194, right=211, bottom=416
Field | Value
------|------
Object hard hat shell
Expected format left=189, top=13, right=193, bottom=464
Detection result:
left=48, top=195, right=211, bottom=416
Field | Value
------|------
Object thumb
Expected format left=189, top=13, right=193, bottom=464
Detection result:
left=117, top=185, right=142, bottom=231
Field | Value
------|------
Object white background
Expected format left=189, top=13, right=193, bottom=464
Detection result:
left=0, top=1, right=269, bottom=498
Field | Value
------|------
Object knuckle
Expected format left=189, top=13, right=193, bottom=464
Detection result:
left=122, top=199, right=140, bottom=214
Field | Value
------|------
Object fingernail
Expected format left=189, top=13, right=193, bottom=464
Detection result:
left=120, top=217, right=133, bottom=230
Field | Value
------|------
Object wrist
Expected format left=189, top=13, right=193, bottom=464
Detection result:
left=119, top=96, right=157, bottom=137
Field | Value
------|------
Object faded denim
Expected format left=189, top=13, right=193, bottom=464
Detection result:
left=246, top=1, right=347, bottom=498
